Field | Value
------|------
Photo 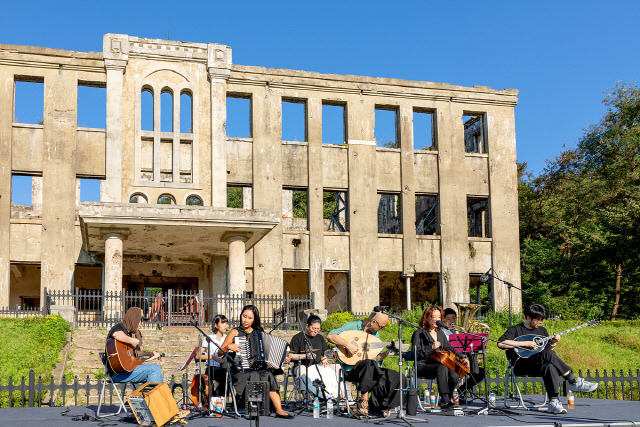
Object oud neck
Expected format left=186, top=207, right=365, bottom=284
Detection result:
left=558, top=322, right=589, bottom=336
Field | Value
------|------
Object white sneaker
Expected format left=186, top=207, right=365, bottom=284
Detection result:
left=547, top=398, right=567, bottom=414
left=568, top=377, right=599, bottom=393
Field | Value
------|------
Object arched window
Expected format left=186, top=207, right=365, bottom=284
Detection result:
left=186, top=195, right=203, bottom=206
left=157, top=194, right=176, bottom=205
left=129, top=193, right=148, bottom=204
left=161, top=89, right=173, bottom=132
left=180, top=91, right=192, bottom=133
left=141, top=88, right=154, bottom=131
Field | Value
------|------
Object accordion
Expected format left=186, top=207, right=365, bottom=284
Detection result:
left=235, top=331, right=290, bottom=371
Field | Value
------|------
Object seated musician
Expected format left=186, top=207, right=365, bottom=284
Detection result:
left=498, top=303, right=598, bottom=414
left=196, top=314, right=229, bottom=397
left=411, top=305, right=469, bottom=409
left=106, top=307, right=163, bottom=383
left=442, top=307, right=485, bottom=401
left=286, top=314, right=340, bottom=399
left=219, top=305, right=293, bottom=419
left=327, top=311, right=405, bottom=417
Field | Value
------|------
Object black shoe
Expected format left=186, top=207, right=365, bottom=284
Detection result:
left=440, top=401, right=457, bottom=410
left=275, top=413, right=295, bottom=419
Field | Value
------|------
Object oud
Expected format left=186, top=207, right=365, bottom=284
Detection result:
left=335, top=330, right=409, bottom=365
left=513, top=319, right=600, bottom=358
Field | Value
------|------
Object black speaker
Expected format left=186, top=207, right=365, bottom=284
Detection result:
left=245, top=381, right=269, bottom=417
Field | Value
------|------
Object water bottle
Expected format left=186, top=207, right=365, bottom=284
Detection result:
left=313, top=397, right=320, bottom=418
left=489, top=390, right=496, bottom=408
left=429, top=389, right=436, bottom=408
left=567, top=390, right=575, bottom=409
left=424, top=388, right=431, bottom=406
left=326, top=399, right=334, bottom=419
left=452, top=389, right=459, bottom=405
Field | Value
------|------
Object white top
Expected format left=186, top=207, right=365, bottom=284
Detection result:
left=201, top=333, right=225, bottom=367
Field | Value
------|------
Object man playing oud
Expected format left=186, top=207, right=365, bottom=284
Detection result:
left=327, top=311, right=405, bottom=417
left=498, top=303, right=598, bottom=414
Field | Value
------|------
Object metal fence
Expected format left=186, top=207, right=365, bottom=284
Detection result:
left=43, top=288, right=314, bottom=329
left=2, top=367, right=638, bottom=408
left=0, top=306, right=45, bottom=318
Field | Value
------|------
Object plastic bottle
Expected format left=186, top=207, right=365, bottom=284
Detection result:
left=452, top=389, right=459, bottom=405
left=424, top=388, right=431, bottom=406
left=489, top=390, right=496, bottom=408
left=567, top=390, right=575, bottom=409
left=429, top=389, right=436, bottom=408
left=313, top=397, right=320, bottom=418
left=326, top=399, right=334, bottom=419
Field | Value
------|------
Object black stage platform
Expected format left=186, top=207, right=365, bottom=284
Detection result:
left=1, top=397, right=638, bottom=427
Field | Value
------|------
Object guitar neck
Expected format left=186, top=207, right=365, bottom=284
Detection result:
left=556, top=322, right=592, bottom=337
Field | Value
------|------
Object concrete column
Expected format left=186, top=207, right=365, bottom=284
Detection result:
left=208, top=44, right=232, bottom=207
left=307, top=98, right=324, bottom=308
left=399, top=103, right=417, bottom=294
left=226, top=235, right=248, bottom=295
left=0, top=70, right=13, bottom=307
left=102, top=34, right=129, bottom=202
left=103, top=232, right=125, bottom=320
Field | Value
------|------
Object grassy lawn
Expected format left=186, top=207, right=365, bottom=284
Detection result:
left=0, top=315, right=70, bottom=383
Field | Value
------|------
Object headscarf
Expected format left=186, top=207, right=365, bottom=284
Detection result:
left=122, top=307, right=143, bottom=347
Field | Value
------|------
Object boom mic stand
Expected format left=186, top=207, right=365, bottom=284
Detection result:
left=481, top=268, right=526, bottom=327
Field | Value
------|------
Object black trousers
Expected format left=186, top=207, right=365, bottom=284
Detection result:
left=205, top=366, right=227, bottom=397
left=416, top=361, right=459, bottom=399
left=459, top=353, right=485, bottom=394
left=512, top=350, right=571, bottom=398
left=345, top=359, right=405, bottom=412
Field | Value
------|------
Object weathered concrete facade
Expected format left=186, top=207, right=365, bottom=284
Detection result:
left=0, top=34, right=521, bottom=313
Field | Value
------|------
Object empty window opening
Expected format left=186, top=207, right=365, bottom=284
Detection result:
left=281, top=99, right=306, bottom=142
left=226, top=94, right=252, bottom=138
left=160, top=90, right=173, bottom=132
left=470, top=274, right=491, bottom=316
left=14, top=78, right=44, bottom=125
left=186, top=195, right=203, bottom=206
left=180, top=91, right=192, bottom=133
left=322, top=103, right=346, bottom=145
left=467, top=197, right=490, bottom=238
left=284, top=270, right=309, bottom=297
left=227, top=185, right=252, bottom=209
left=129, top=193, right=148, bottom=204
left=414, top=110, right=436, bottom=150
left=141, top=88, right=154, bottom=131
left=415, top=194, right=439, bottom=235
left=157, top=194, right=176, bottom=205
left=463, top=114, right=486, bottom=154
left=283, top=188, right=308, bottom=230
left=11, top=175, right=32, bottom=206
left=77, top=83, right=106, bottom=128
left=323, top=190, right=348, bottom=232
left=375, top=107, right=398, bottom=148
left=79, top=178, right=101, bottom=202
left=378, top=193, right=402, bottom=234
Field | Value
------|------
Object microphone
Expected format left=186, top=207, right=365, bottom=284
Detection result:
left=373, top=305, right=389, bottom=312
left=268, top=318, right=289, bottom=333
left=436, top=320, right=451, bottom=330
left=480, top=268, right=493, bottom=284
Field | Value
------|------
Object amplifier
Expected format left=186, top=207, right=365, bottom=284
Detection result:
left=245, top=381, right=270, bottom=417
left=127, top=382, right=179, bottom=427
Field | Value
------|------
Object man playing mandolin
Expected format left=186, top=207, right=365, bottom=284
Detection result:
left=327, top=311, right=405, bottom=417
left=498, top=303, right=598, bottom=414
left=106, top=307, right=163, bottom=383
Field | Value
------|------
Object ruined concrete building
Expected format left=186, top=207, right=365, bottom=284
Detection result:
left=0, top=34, right=521, bottom=314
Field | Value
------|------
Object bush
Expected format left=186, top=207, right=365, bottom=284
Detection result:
left=322, top=312, right=356, bottom=334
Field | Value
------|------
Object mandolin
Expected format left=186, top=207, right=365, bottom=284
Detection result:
left=105, top=338, right=164, bottom=375
left=335, top=330, right=409, bottom=365
left=513, top=319, right=600, bottom=358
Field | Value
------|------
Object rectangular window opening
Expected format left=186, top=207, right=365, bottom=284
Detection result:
left=11, top=174, right=33, bottom=206
left=467, top=197, right=491, bottom=238
left=470, top=274, right=491, bottom=316
left=414, top=109, right=436, bottom=151
left=281, top=99, right=306, bottom=142
left=415, top=194, right=439, bottom=235
left=14, top=78, right=44, bottom=125
left=463, top=113, right=486, bottom=154
left=77, top=82, right=106, bottom=129
left=227, top=185, right=252, bottom=209
left=79, top=178, right=101, bottom=202
left=378, top=193, right=402, bottom=234
left=322, top=102, right=346, bottom=145
left=323, top=190, right=348, bottom=232
left=375, top=106, right=399, bottom=149
left=226, top=94, right=252, bottom=138
left=283, top=187, right=308, bottom=230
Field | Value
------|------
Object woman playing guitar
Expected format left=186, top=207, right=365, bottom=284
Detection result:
left=410, top=305, right=469, bottom=409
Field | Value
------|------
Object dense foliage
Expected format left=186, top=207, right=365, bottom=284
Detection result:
left=519, top=82, right=640, bottom=320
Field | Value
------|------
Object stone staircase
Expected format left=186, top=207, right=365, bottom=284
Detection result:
left=66, top=328, right=300, bottom=380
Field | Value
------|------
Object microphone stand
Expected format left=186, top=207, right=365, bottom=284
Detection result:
left=187, top=320, right=241, bottom=420
left=483, top=269, right=526, bottom=327
left=293, top=319, right=328, bottom=416
left=377, top=311, right=428, bottom=427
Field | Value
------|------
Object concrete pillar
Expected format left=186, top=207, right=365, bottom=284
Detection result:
left=102, top=34, right=129, bottom=202
left=307, top=98, right=324, bottom=308
left=0, top=69, right=13, bottom=307
left=399, top=104, right=417, bottom=312
left=103, top=232, right=125, bottom=320
left=225, top=235, right=249, bottom=295
left=208, top=43, right=232, bottom=207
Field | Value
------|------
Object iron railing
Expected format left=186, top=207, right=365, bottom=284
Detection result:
left=0, top=306, right=45, bottom=318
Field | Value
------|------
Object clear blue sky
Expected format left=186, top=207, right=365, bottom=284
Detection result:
left=4, top=1, right=639, bottom=204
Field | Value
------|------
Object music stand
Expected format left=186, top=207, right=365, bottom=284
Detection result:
left=447, top=333, right=486, bottom=403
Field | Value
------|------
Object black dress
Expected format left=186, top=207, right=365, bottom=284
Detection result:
left=230, top=327, right=279, bottom=404
left=411, top=329, right=464, bottom=399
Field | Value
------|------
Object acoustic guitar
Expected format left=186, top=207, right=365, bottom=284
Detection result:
left=428, top=349, right=470, bottom=377
left=105, top=338, right=164, bottom=375
left=513, top=319, right=600, bottom=358
left=335, top=330, right=409, bottom=365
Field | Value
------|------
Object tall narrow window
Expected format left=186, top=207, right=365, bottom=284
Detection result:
left=283, top=187, right=308, bottom=230
left=416, top=194, right=439, bottom=235
left=77, top=83, right=106, bottom=128
left=282, top=99, right=306, bottom=142
left=378, top=193, right=402, bottom=234
left=323, top=190, right=348, bottom=232
left=375, top=107, right=398, bottom=148
left=161, top=90, right=173, bottom=132
left=463, top=114, right=486, bottom=154
left=322, top=103, right=346, bottom=145
left=414, top=109, right=436, bottom=151
left=180, top=91, right=192, bottom=133
left=226, top=94, right=252, bottom=138
left=14, top=78, right=44, bottom=125
left=11, top=175, right=33, bottom=206
left=141, top=88, right=154, bottom=131
left=467, top=197, right=490, bottom=237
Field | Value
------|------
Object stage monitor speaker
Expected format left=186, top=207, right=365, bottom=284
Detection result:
left=245, top=381, right=270, bottom=417
left=127, top=382, right=179, bottom=427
